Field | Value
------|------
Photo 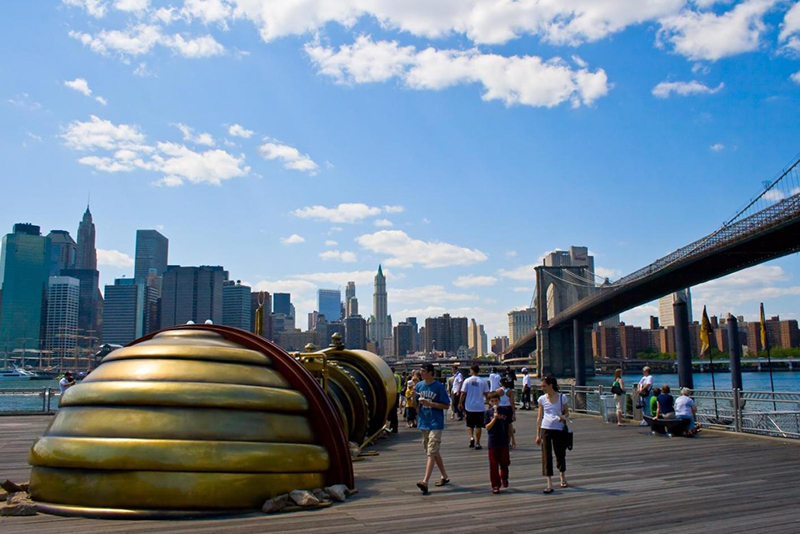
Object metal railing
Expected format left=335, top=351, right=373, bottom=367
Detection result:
left=0, top=388, right=60, bottom=414
left=558, top=384, right=800, bottom=440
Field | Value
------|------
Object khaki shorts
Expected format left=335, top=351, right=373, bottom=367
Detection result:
left=421, top=429, right=442, bottom=456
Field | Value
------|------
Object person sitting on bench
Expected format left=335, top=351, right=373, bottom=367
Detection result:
left=655, top=385, right=675, bottom=419
left=649, top=387, right=661, bottom=419
left=675, top=388, right=698, bottom=435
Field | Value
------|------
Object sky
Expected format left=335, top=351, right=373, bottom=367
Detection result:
left=1, top=0, right=800, bottom=339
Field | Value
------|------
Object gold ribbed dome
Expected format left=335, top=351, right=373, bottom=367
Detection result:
left=28, top=327, right=353, bottom=518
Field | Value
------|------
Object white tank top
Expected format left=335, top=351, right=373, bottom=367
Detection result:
left=499, top=387, right=512, bottom=406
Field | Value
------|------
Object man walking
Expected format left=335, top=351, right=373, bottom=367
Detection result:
left=451, top=365, right=464, bottom=421
left=415, top=363, right=451, bottom=494
left=638, top=366, right=654, bottom=425
left=521, top=367, right=532, bottom=410
left=460, top=364, right=489, bottom=449
left=488, top=367, right=502, bottom=391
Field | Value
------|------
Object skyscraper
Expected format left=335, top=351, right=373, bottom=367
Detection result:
left=468, top=319, right=487, bottom=356
left=134, top=230, right=169, bottom=281
left=347, top=297, right=359, bottom=317
left=424, top=314, right=468, bottom=356
left=46, top=230, right=77, bottom=276
left=103, top=278, right=158, bottom=345
left=345, top=281, right=356, bottom=317
left=45, top=276, right=80, bottom=364
left=344, top=315, right=367, bottom=350
left=0, top=224, right=51, bottom=353
left=160, top=265, right=226, bottom=327
left=75, top=206, right=97, bottom=270
left=318, top=288, right=342, bottom=321
left=273, top=293, right=292, bottom=316
left=508, top=308, right=536, bottom=345
left=222, top=280, right=252, bottom=330
left=371, top=265, right=391, bottom=346
left=658, top=289, right=693, bottom=327
left=393, top=321, right=414, bottom=357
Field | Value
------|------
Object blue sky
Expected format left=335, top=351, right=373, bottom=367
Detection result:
left=2, top=0, right=799, bottom=338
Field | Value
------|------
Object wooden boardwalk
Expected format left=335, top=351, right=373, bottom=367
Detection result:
left=2, top=410, right=800, bottom=533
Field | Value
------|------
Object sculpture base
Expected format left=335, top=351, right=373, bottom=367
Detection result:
left=35, top=502, right=251, bottom=520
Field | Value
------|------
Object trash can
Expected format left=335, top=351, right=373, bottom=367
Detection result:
left=600, top=395, right=618, bottom=424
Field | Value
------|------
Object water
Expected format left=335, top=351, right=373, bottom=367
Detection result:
left=589, top=371, right=800, bottom=392
left=0, top=379, right=61, bottom=412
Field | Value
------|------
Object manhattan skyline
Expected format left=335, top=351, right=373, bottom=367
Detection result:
left=2, top=1, right=800, bottom=337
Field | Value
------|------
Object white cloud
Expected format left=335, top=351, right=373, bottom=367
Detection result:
left=114, top=0, right=149, bottom=15
left=384, top=205, right=405, bottom=213
left=791, top=70, right=800, bottom=84
left=390, top=285, right=476, bottom=304
left=356, top=230, right=488, bottom=268
left=228, top=124, right=254, bottom=138
left=7, top=93, right=42, bottom=111
left=258, top=141, right=319, bottom=175
left=453, top=275, right=498, bottom=287
left=779, top=2, right=800, bottom=53
left=329, top=226, right=343, bottom=233
left=620, top=304, right=660, bottom=328
left=505, top=250, right=518, bottom=258
left=710, top=142, right=725, bottom=152
left=174, top=123, right=215, bottom=146
left=305, top=35, right=610, bottom=108
left=763, top=189, right=785, bottom=202
left=657, top=0, right=777, bottom=61
left=293, top=203, right=382, bottom=223
left=69, top=24, right=224, bottom=59
left=280, top=234, right=306, bottom=245
left=319, top=250, right=357, bottom=263
left=374, top=218, right=393, bottom=227
left=652, top=80, right=724, bottom=98
left=498, top=263, right=537, bottom=281
left=97, top=248, right=134, bottom=267
left=26, top=132, right=43, bottom=143
left=594, top=266, right=622, bottom=280
left=63, top=116, right=249, bottom=185
left=182, top=0, right=233, bottom=26
left=513, top=286, right=533, bottom=293
left=133, top=62, right=154, bottom=77
left=64, top=78, right=108, bottom=105
left=291, top=269, right=397, bottom=286
left=63, top=0, right=107, bottom=18
left=692, top=264, right=800, bottom=315
left=324, top=240, right=338, bottom=246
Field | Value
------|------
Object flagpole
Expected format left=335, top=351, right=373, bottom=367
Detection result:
left=701, top=306, right=719, bottom=420
left=760, top=302, right=777, bottom=411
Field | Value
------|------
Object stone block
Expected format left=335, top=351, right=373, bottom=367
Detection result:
left=289, top=490, right=319, bottom=507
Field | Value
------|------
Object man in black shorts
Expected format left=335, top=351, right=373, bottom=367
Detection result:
left=459, top=364, right=489, bottom=449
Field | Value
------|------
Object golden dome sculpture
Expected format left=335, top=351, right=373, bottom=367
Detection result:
left=28, top=325, right=356, bottom=518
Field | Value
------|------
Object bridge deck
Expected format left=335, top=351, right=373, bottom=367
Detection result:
left=2, top=411, right=800, bottom=533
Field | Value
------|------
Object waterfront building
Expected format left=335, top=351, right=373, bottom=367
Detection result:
left=746, top=316, right=798, bottom=352
left=371, top=266, right=392, bottom=347
left=160, top=265, right=226, bottom=327
left=424, top=314, right=468, bottom=356
left=491, top=336, right=509, bottom=354
left=344, top=315, right=367, bottom=350
left=46, top=230, right=77, bottom=276
left=273, top=293, right=292, bottom=316
left=275, top=330, right=320, bottom=352
left=45, top=276, right=80, bottom=364
left=394, top=322, right=414, bottom=357
left=318, top=289, right=342, bottom=322
left=658, top=288, right=693, bottom=327
left=0, top=224, right=51, bottom=353
left=134, top=230, right=169, bottom=282
left=103, top=278, right=158, bottom=345
left=508, top=307, right=536, bottom=345
left=222, top=280, right=252, bottom=330
left=61, top=268, right=103, bottom=349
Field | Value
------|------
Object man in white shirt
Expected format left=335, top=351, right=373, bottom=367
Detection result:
left=637, top=366, right=654, bottom=425
left=521, top=368, right=532, bottom=410
left=459, top=364, right=489, bottom=449
left=488, top=368, right=502, bottom=391
left=58, top=372, right=76, bottom=407
left=450, top=366, right=464, bottom=421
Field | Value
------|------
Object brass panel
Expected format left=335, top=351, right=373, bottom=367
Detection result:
left=30, top=467, right=325, bottom=510
left=49, top=407, right=315, bottom=443
left=34, top=502, right=244, bottom=519
left=347, top=349, right=398, bottom=420
left=104, top=336, right=271, bottom=366
left=85, top=359, right=290, bottom=388
left=30, top=437, right=329, bottom=473
left=61, top=381, right=308, bottom=413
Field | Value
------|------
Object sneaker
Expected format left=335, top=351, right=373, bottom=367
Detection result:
left=491, top=487, right=500, bottom=494
left=475, top=444, right=483, bottom=450
left=639, top=421, right=648, bottom=426
left=469, top=439, right=475, bottom=449
left=501, top=478, right=508, bottom=488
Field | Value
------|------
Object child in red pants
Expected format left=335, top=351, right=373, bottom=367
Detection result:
left=484, top=392, right=510, bottom=493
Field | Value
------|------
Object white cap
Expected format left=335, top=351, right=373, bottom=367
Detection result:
left=521, top=367, right=528, bottom=373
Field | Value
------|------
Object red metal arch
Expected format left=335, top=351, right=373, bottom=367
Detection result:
left=129, top=324, right=354, bottom=489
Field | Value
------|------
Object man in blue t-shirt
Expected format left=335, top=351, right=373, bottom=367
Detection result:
left=415, top=363, right=451, bottom=494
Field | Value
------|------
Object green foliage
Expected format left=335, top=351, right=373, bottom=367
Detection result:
left=635, top=351, right=675, bottom=360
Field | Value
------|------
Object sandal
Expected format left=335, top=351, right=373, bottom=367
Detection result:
left=543, top=488, right=554, bottom=494
left=560, top=482, right=569, bottom=488
left=416, top=481, right=429, bottom=494
left=434, top=477, right=450, bottom=486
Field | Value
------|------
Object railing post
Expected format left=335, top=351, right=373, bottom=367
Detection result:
left=598, top=385, right=603, bottom=417
left=733, top=388, right=742, bottom=433
left=570, top=383, right=576, bottom=411
left=41, top=387, right=47, bottom=412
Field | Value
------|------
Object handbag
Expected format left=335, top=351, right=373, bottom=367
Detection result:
left=560, top=394, right=573, bottom=450
left=611, top=381, right=624, bottom=395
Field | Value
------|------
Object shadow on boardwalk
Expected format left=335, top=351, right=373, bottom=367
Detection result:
left=1, top=411, right=800, bottom=533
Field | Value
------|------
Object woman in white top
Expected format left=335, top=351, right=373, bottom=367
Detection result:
left=612, top=368, right=625, bottom=427
left=497, top=377, right=517, bottom=449
left=675, top=387, right=698, bottom=435
left=535, top=376, right=570, bottom=494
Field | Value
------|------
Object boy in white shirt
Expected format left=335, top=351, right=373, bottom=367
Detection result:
left=459, top=364, right=489, bottom=449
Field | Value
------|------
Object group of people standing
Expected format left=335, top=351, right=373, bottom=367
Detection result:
left=400, top=364, right=571, bottom=495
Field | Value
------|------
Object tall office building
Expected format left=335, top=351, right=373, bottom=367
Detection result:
left=222, top=280, right=252, bottom=330
left=508, top=307, right=536, bottom=345
left=393, top=321, right=414, bottom=357
left=75, top=206, right=97, bottom=270
left=491, top=336, right=510, bottom=354
left=46, top=230, right=77, bottom=276
left=160, top=265, right=226, bottom=327
left=344, top=315, right=367, bottom=350
left=371, top=265, right=392, bottom=346
left=424, top=314, right=468, bottom=356
left=45, top=276, right=80, bottom=363
left=103, top=278, right=158, bottom=345
left=0, top=224, right=51, bottom=353
left=345, top=281, right=356, bottom=317
left=318, top=289, right=342, bottom=321
left=347, top=297, right=359, bottom=317
left=406, top=317, right=419, bottom=352
left=273, top=293, right=292, bottom=316
left=134, top=230, right=169, bottom=281
left=658, top=288, right=692, bottom=327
